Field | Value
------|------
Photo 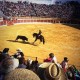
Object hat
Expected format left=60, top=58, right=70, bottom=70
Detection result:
left=1, top=57, right=19, bottom=73
left=16, top=48, right=22, bottom=52
left=4, top=69, right=40, bottom=80
left=38, top=62, right=67, bottom=80
left=64, top=57, right=69, bottom=62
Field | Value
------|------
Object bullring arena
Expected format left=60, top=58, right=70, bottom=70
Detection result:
left=0, top=17, right=80, bottom=69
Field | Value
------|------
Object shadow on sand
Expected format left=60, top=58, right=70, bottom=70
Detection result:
left=62, top=23, right=80, bottom=30
left=7, top=40, right=37, bottom=46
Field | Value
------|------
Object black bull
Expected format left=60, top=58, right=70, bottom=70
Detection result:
left=15, top=35, right=28, bottom=42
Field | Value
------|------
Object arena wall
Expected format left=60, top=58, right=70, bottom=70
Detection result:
left=0, top=17, right=80, bottom=26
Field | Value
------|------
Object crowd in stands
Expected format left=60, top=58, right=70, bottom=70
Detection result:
left=0, top=48, right=80, bottom=80
left=0, top=1, right=80, bottom=19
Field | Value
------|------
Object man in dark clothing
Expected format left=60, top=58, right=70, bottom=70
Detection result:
left=38, top=30, right=42, bottom=36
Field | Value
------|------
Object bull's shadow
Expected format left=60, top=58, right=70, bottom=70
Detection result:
left=7, top=40, right=37, bottom=46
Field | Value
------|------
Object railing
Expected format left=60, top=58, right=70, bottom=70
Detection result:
left=0, top=17, right=80, bottom=26
left=0, top=18, right=53, bottom=26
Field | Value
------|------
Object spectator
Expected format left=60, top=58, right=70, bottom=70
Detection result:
left=30, top=57, right=39, bottom=73
left=0, top=57, right=19, bottom=74
left=49, top=53, right=57, bottom=63
left=44, top=53, right=57, bottom=64
left=18, top=56, right=26, bottom=68
left=0, top=48, right=10, bottom=63
left=26, top=58, right=32, bottom=69
left=13, top=48, right=24, bottom=59
left=2, top=48, right=9, bottom=55
left=61, top=57, right=69, bottom=72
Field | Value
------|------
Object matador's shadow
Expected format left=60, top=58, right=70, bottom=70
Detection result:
left=7, top=40, right=37, bottom=46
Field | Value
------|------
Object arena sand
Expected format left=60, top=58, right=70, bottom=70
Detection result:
left=0, top=23, right=80, bottom=69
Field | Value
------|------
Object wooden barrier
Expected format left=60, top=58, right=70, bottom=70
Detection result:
left=0, top=17, right=80, bottom=26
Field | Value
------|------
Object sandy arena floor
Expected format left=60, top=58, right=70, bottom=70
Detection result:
left=0, top=23, right=80, bottom=69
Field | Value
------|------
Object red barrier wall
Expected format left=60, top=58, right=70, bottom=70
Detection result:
left=0, top=17, right=80, bottom=26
